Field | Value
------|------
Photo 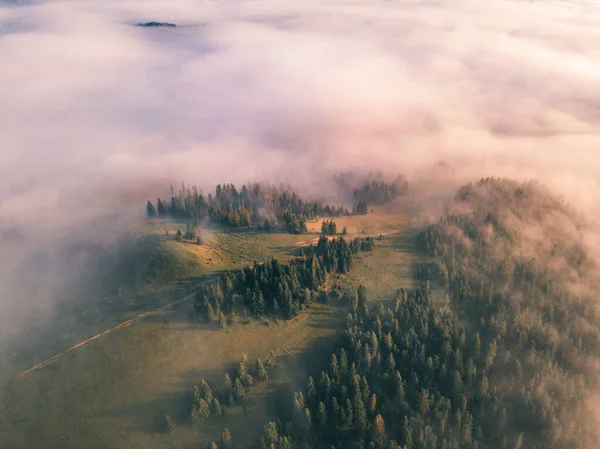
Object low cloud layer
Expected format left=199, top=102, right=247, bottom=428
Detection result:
left=1, top=0, right=600, bottom=231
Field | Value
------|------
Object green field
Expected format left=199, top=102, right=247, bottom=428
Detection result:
left=0, top=208, right=424, bottom=449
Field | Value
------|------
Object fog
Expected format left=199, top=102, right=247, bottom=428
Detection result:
left=1, top=0, right=600, bottom=234
left=1, top=0, right=600, bottom=370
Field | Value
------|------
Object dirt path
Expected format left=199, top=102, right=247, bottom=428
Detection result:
left=5, top=225, right=423, bottom=387
left=3, top=276, right=218, bottom=387
left=294, top=228, right=409, bottom=247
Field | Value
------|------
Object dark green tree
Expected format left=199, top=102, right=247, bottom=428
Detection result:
left=146, top=200, right=156, bottom=217
left=157, top=198, right=167, bottom=217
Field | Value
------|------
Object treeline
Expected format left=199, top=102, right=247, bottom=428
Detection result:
left=147, top=182, right=350, bottom=233
left=194, top=236, right=374, bottom=322
left=352, top=177, right=409, bottom=214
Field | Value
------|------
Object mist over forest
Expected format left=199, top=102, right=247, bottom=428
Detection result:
left=2, top=0, right=600, bottom=231
left=1, top=0, right=600, bottom=448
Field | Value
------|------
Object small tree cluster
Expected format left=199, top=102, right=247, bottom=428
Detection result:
left=185, top=221, right=201, bottom=240
left=191, top=379, right=223, bottom=424
left=162, top=414, right=175, bottom=433
left=321, top=219, right=338, bottom=235
left=220, top=354, right=271, bottom=407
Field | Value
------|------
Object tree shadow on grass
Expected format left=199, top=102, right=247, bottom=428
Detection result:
left=96, top=299, right=348, bottom=444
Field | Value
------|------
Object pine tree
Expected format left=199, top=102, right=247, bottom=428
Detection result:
left=353, top=391, right=368, bottom=433
left=306, top=376, right=317, bottom=402
left=357, top=285, right=368, bottom=307
left=193, top=399, right=210, bottom=422
left=146, top=200, right=156, bottom=217
left=211, top=398, right=223, bottom=416
left=224, top=373, right=232, bottom=394
left=255, top=358, right=268, bottom=382
left=199, top=379, right=213, bottom=403
left=221, top=427, right=232, bottom=448
left=485, top=340, right=497, bottom=370
left=279, top=436, right=292, bottom=449
left=343, top=399, right=353, bottom=429
left=317, top=401, right=327, bottom=428
left=266, top=350, right=277, bottom=368
left=262, top=422, right=280, bottom=449
left=252, top=291, right=266, bottom=315
left=157, top=198, right=167, bottom=217
left=402, top=416, right=413, bottom=448
left=329, top=220, right=337, bottom=235
left=368, top=394, right=377, bottom=415
left=233, top=378, right=245, bottom=403
left=193, top=384, right=202, bottom=405
left=330, top=354, right=340, bottom=381
left=371, top=414, right=386, bottom=440
left=229, top=310, right=238, bottom=327
left=473, top=332, right=481, bottom=359
left=162, top=414, right=175, bottom=433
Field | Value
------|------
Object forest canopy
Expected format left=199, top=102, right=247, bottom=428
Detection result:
left=250, top=178, right=600, bottom=449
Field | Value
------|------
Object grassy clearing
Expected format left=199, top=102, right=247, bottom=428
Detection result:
left=140, top=219, right=313, bottom=271
left=335, top=225, right=427, bottom=303
left=140, top=206, right=411, bottom=268
left=0, top=210, right=422, bottom=448
left=0, top=301, right=347, bottom=449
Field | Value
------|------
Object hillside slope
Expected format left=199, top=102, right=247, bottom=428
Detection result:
left=252, top=178, right=600, bottom=449
left=418, top=178, right=600, bottom=447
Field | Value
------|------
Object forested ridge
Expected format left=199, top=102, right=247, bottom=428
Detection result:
left=247, top=178, right=600, bottom=449
left=417, top=178, right=600, bottom=448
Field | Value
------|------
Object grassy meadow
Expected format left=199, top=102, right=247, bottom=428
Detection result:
left=0, top=207, right=424, bottom=448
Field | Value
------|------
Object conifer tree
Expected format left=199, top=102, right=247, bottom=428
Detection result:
left=255, top=358, right=268, bottom=382
left=162, top=414, right=175, bottom=433
left=146, top=200, right=156, bottom=217
left=211, top=398, right=223, bottom=416
left=221, top=427, right=232, bottom=448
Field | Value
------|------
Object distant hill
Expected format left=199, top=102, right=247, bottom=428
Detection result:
left=137, top=21, right=176, bottom=27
